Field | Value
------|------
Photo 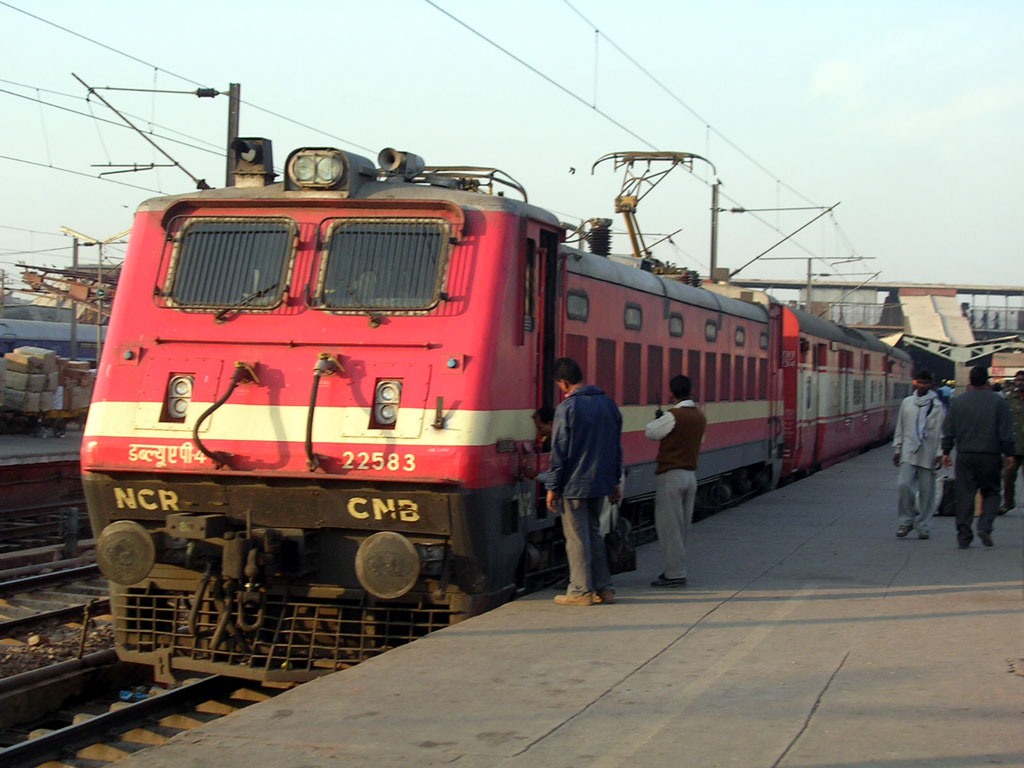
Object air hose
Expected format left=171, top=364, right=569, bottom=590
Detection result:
left=192, top=361, right=259, bottom=469
left=305, top=353, right=342, bottom=472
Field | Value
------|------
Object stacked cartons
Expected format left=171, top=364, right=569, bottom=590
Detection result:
left=1, top=346, right=94, bottom=413
left=2, top=345, right=57, bottom=412
left=60, top=359, right=95, bottom=411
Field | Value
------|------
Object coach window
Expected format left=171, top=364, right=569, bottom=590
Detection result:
left=705, top=320, right=718, bottom=343
left=704, top=352, right=717, bottom=402
left=567, top=290, right=589, bottom=321
left=760, top=331, right=769, bottom=350
left=523, top=241, right=536, bottom=333
left=166, top=217, right=294, bottom=311
left=721, top=354, right=732, bottom=401
left=734, top=355, right=744, bottom=401
left=669, top=348, right=683, bottom=378
left=647, top=345, right=664, bottom=404
left=687, top=349, right=701, bottom=397
left=565, top=333, right=588, bottom=376
left=623, top=343, right=642, bottom=404
left=596, top=338, right=617, bottom=399
left=669, top=313, right=684, bottom=337
left=624, top=303, right=643, bottom=331
left=735, top=326, right=746, bottom=347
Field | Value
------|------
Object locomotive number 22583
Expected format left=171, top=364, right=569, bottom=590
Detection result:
left=341, top=451, right=416, bottom=472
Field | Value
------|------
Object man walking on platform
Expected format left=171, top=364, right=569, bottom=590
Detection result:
left=999, top=370, right=1024, bottom=514
left=546, top=358, right=622, bottom=606
left=941, top=366, right=1016, bottom=548
left=892, top=370, right=944, bottom=539
left=644, top=374, right=706, bottom=587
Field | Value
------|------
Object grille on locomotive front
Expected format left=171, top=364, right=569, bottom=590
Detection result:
left=118, top=586, right=456, bottom=673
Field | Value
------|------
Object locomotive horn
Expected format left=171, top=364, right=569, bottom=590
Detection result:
left=378, top=148, right=425, bottom=180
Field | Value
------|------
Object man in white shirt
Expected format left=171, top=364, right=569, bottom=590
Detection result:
left=644, top=375, right=706, bottom=587
left=892, top=369, right=945, bottom=539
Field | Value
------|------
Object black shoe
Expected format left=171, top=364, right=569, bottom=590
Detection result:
left=958, top=538, right=972, bottom=549
left=896, top=525, right=912, bottom=538
left=998, top=505, right=1011, bottom=515
left=978, top=531, right=993, bottom=547
left=651, top=574, right=687, bottom=587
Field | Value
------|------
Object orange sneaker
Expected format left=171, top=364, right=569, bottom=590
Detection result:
left=554, top=592, right=595, bottom=606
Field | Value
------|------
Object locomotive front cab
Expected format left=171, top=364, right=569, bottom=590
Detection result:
left=83, top=142, right=562, bottom=682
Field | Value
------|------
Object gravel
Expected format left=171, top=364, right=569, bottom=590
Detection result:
left=0, top=617, right=115, bottom=678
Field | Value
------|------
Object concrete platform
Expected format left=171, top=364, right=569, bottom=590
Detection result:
left=118, top=447, right=1024, bottom=767
left=0, top=429, right=83, bottom=465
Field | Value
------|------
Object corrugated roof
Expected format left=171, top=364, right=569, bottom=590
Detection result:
left=899, top=293, right=974, bottom=344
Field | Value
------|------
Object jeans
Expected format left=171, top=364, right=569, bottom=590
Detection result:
left=561, top=496, right=612, bottom=596
left=897, top=462, right=936, bottom=534
left=654, top=469, right=697, bottom=579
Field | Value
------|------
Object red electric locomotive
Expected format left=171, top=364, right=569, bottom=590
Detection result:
left=83, top=139, right=910, bottom=682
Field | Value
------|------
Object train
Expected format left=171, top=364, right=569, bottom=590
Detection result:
left=82, top=139, right=913, bottom=683
left=0, top=318, right=104, bottom=362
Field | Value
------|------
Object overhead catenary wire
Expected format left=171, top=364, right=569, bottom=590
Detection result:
left=0, top=154, right=164, bottom=194
left=0, top=86, right=227, bottom=158
left=0, top=2, right=376, bottom=157
left=424, top=0, right=658, bottom=150
left=561, top=0, right=822, bottom=210
left=2, top=0, right=866, bottom=282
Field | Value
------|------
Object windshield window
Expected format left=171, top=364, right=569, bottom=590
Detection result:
left=167, top=218, right=294, bottom=308
left=318, top=218, right=448, bottom=311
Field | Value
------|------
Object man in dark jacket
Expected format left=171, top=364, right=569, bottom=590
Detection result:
left=546, top=357, right=622, bottom=606
left=941, top=366, right=1017, bottom=548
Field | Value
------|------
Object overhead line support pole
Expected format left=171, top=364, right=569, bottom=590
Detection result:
left=226, top=83, right=240, bottom=187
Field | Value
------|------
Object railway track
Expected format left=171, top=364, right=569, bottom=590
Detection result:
left=0, top=563, right=108, bottom=636
left=0, top=669, right=288, bottom=767
left=0, top=498, right=89, bottom=555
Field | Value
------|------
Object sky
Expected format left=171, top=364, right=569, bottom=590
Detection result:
left=1, top=0, right=1022, bottom=305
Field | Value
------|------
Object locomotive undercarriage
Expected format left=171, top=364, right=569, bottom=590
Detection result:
left=84, top=472, right=527, bottom=682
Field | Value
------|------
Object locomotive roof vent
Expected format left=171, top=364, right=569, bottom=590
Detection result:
left=378, top=147, right=426, bottom=180
left=284, top=147, right=376, bottom=195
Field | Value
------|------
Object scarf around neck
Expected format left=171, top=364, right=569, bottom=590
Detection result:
left=907, top=390, right=937, bottom=454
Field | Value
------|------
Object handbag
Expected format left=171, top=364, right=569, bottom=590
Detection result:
left=604, top=506, right=636, bottom=574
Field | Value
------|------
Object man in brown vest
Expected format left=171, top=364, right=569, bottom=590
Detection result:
left=644, top=374, right=707, bottom=587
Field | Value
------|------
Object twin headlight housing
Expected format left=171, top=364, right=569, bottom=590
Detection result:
left=163, top=374, right=194, bottom=423
left=284, top=147, right=376, bottom=193
left=372, top=379, right=402, bottom=429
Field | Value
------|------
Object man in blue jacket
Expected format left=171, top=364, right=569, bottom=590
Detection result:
left=546, top=357, right=622, bottom=606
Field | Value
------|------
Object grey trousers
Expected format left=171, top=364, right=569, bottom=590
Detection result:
left=654, top=469, right=697, bottom=580
left=897, top=461, right=936, bottom=534
left=561, top=497, right=612, bottom=596
left=954, top=452, right=1002, bottom=544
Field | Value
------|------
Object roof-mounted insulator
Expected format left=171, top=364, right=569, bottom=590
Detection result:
left=587, top=218, right=613, bottom=257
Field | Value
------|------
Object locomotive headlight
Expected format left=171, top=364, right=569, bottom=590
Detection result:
left=286, top=148, right=348, bottom=189
left=170, top=376, right=193, bottom=398
left=292, top=154, right=316, bottom=182
left=164, top=374, right=194, bottom=423
left=377, top=382, right=401, bottom=403
left=372, top=379, right=402, bottom=428
left=316, top=155, right=343, bottom=184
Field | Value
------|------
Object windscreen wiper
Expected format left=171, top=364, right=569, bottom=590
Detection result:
left=213, top=283, right=279, bottom=323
